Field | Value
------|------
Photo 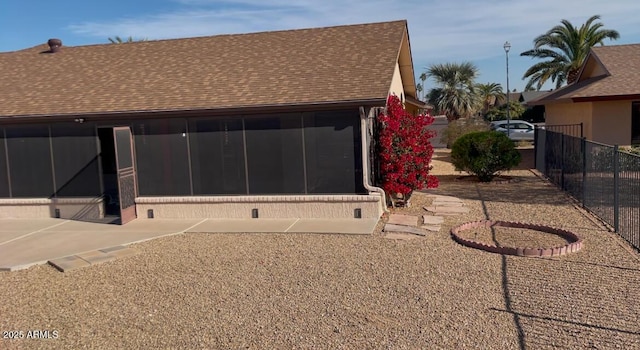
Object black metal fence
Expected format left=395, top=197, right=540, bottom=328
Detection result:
left=544, top=123, right=584, bottom=138
left=535, top=128, right=640, bottom=250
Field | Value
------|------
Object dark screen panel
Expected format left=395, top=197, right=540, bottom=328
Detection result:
left=304, top=110, right=363, bottom=194
left=133, top=119, right=191, bottom=196
left=245, top=115, right=305, bottom=194
left=6, top=125, right=54, bottom=197
left=51, top=123, right=101, bottom=197
left=114, top=128, right=133, bottom=169
left=189, top=119, right=246, bottom=195
left=633, top=102, right=640, bottom=144
left=0, top=128, right=9, bottom=197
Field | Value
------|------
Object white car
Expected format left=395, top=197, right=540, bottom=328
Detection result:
left=489, top=120, right=536, bottom=141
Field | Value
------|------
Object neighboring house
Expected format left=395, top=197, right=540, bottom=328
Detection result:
left=0, top=20, right=422, bottom=223
left=519, top=91, right=549, bottom=123
left=519, top=91, right=550, bottom=104
left=532, top=44, right=640, bottom=146
left=494, top=91, right=548, bottom=123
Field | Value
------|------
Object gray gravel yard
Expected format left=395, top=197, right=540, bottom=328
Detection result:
left=2, top=149, right=640, bottom=349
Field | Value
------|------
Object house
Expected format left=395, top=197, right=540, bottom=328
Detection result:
left=0, top=20, right=422, bottom=224
left=518, top=91, right=549, bottom=123
left=532, top=44, right=640, bottom=146
left=492, top=91, right=548, bottom=123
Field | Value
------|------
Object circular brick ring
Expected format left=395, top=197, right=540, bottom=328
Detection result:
left=451, top=220, right=583, bottom=257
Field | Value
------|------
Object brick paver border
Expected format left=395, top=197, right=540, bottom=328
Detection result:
left=451, top=220, right=583, bottom=257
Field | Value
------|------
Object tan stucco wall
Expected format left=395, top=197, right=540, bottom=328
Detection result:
left=388, top=62, right=405, bottom=102
left=136, top=195, right=383, bottom=220
left=0, top=195, right=384, bottom=220
left=388, top=61, right=423, bottom=115
left=545, top=102, right=593, bottom=139
left=545, top=100, right=633, bottom=146
left=592, top=101, right=632, bottom=146
left=0, top=198, right=104, bottom=219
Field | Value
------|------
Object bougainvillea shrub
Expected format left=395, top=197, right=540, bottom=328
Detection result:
left=377, top=95, right=439, bottom=201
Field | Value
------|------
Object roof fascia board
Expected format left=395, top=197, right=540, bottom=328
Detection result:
left=0, top=98, right=387, bottom=123
left=397, top=23, right=418, bottom=98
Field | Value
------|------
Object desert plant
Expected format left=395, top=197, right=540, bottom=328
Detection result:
left=108, top=36, right=148, bottom=44
left=484, top=101, right=525, bottom=121
left=377, top=95, right=439, bottom=205
left=476, top=82, right=504, bottom=116
left=425, top=62, right=480, bottom=121
left=440, top=117, right=489, bottom=148
left=451, top=131, right=521, bottom=182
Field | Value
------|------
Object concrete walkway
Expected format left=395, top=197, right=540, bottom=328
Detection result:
left=0, top=217, right=378, bottom=271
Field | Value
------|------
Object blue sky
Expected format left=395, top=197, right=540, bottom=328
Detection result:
left=2, top=0, right=640, bottom=92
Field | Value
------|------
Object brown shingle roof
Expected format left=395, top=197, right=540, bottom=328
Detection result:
left=535, top=43, right=640, bottom=103
left=0, top=20, right=408, bottom=118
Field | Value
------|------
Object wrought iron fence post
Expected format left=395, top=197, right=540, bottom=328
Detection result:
left=580, top=122, right=584, bottom=138
left=534, top=126, right=538, bottom=169
left=561, top=134, right=565, bottom=190
left=581, top=137, right=586, bottom=208
left=613, top=145, right=619, bottom=233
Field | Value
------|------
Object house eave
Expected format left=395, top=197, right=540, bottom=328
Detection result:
left=571, top=94, right=640, bottom=103
left=0, top=98, right=388, bottom=124
left=404, top=95, right=431, bottom=109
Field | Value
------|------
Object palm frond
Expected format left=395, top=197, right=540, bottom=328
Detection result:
left=520, top=14, right=619, bottom=89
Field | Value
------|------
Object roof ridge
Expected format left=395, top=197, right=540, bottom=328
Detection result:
left=591, top=42, right=640, bottom=50
left=8, top=19, right=409, bottom=51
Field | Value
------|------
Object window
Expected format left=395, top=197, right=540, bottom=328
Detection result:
left=5, top=125, right=54, bottom=197
left=304, top=111, right=363, bottom=194
left=188, top=111, right=364, bottom=196
left=244, top=115, right=305, bottom=194
left=51, top=123, right=101, bottom=197
left=189, top=119, right=246, bottom=195
left=0, top=128, right=9, bottom=198
left=632, top=102, right=640, bottom=144
left=134, top=119, right=191, bottom=196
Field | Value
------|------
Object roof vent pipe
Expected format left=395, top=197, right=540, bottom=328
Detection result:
left=47, top=38, right=62, bottom=53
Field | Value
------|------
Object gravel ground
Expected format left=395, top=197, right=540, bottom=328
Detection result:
left=2, top=148, right=640, bottom=349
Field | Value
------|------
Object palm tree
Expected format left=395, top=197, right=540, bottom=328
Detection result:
left=108, top=36, right=148, bottom=44
left=520, top=15, right=619, bottom=90
left=418, top=72, right=427, bottom=100
left=476, top=83, right=504, bottom=116
left=425, top=62, right=479, bottom=121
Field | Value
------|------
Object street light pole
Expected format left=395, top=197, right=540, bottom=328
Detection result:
left=504, top=41, right=511, bottom=138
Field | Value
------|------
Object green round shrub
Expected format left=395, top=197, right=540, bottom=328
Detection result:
left=451, top=131, right=521, bottom=182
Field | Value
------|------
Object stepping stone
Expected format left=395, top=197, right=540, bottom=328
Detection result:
left=384, top=232, right=422, bottom=240
left=427, top=195, right=461, bottom=202
left=99, top=246, right=140, bottom=259
left=424, top=206, right=470, bottom=215
left=387, top=214, right=418, bottom=227
left=48, top=246, right=139, bottom=273
left=384, top=223, right=427, bottom=236
left=422, top=215, right=444, bottom=225
left=421, top=225, right=441, bottom=232
left=432, top=201, right=464, bottom=207
left=49, top=256, right=90, bottom=272
left=77, top=250, right=117, bottom=265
